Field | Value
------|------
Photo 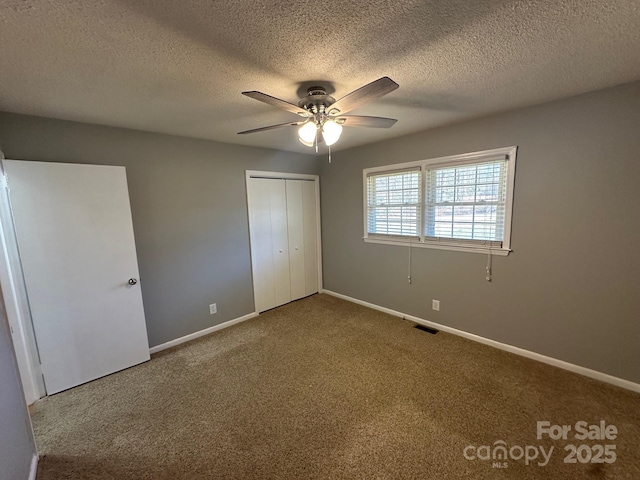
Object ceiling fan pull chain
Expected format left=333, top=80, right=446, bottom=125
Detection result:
left=328, top=144, right=331, bottom=163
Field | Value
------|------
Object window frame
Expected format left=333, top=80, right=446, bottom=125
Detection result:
left=362, top=146, right=517, bottom=256
left=365, top=167, right=422, bottom=240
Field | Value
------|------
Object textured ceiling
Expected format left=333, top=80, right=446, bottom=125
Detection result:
left=1, top=0, right=640, bottom=154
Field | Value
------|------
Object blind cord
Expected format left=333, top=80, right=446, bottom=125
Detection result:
left=408, top=238, right=412, bottom=284
left=486, top=247, right=492, bottom=282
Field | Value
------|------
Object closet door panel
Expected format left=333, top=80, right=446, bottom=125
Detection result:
left=248, top=178, right=277, bottom=312
left=269, top=180, right=292, bottom=308
left=302, top=180, right=319, bottom=296
left=286, top=180, right=306, bottom=301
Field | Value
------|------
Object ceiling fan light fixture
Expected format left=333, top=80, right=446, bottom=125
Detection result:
left=298, top=122, right=317, bottom=146
left=322, top=120, right=342, bottom=146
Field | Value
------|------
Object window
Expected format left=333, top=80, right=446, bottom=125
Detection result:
left=363, top=147, right=516, bottom=255
left=366, top=168, right=421, bottom=238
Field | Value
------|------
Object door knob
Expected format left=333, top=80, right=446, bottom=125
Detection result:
left=128, top=278, right=138, bottom=285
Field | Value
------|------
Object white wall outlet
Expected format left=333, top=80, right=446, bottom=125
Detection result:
left=209, top=303, right=217, bottom=315
left=432, top=299, right=440, bottom=311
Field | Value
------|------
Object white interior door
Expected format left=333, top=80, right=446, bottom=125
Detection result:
left=4, top=160, right=150, bottom=394
left=247, top=177, right=291, bottom=312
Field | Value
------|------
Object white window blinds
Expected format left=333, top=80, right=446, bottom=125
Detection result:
left=366, top=168, right=421, bottom=238
left=363, top=146, right=516, bottom=254
left=425, top=159, right=508, bottom=247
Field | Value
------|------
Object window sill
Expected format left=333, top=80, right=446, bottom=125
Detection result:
left=363, top=237, right=511, bottom=256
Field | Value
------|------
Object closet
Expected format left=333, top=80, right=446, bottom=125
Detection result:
left=247, top=174, right=320, bottom=313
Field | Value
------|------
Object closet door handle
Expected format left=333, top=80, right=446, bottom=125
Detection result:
left=279, top=249, right=283, bottom=253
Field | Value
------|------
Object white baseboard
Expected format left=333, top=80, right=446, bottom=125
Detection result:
left=28, top=454, right=38, bottom=480
left=149, top=312, right=258, bottom=354
left=322, top=290, right=640, bottom=393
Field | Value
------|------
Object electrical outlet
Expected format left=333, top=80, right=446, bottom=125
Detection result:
left=209, top=303, right=217, bottom=315
left=432, top=299, right=440, bottom=311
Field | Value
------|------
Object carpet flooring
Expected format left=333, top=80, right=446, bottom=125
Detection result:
left=32, top=294, right=640, bottom=479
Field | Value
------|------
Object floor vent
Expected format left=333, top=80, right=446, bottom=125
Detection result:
left=414, top=324, right=439, bottom=334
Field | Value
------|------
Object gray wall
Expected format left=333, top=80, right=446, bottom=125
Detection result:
left=320, top=81, right=640, bottom=384
left=1, top=82, right=638, bottom=385
left=0, top=113, right=319, bottom=347
left=0, top=290, right=36, bottom=480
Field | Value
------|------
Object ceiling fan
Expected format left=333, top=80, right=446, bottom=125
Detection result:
left=238, top=77, right=399, bottom=149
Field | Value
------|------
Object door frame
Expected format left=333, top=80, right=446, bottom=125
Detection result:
left=245, top=170, right=323, bottom=313
left=0, top=161, right=46, bottom=403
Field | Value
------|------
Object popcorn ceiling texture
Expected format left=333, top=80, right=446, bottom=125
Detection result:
left=1, top=0, right=639, bottom=153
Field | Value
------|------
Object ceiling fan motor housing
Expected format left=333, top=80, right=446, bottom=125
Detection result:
left=298, top=86, right=337, bottom=114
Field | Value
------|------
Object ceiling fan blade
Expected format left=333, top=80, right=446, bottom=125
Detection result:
left=328, top=77, right=399, bottom=115
left=242, top=91, right=310, bottom=117
left=336, top=115, right=398, bottom=128
left=237, top=121, right=306, bottom=135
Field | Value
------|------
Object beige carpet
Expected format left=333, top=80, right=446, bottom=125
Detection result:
left=33, top=294, right=640, bottom=479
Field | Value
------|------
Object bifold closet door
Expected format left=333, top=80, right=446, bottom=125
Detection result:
left=286, top=180, right=318, bottom=300
left=247, top=178, right=291, bottom=312
left=248, top=177, right=319, bottom=313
